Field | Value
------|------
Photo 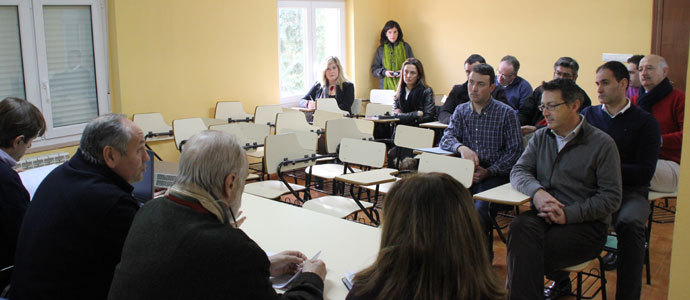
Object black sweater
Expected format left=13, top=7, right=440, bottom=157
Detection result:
left=581, top=104, right=661, bottom=187
left=11, top=149, right=139, bottom=300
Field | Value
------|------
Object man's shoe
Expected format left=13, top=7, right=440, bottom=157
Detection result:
left=602, top=252, right=619, bottom=271
left=544, top=280, right=572, bottom=300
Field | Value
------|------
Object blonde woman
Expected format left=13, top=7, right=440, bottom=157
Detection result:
left=300, top=56, right=354, bottom=113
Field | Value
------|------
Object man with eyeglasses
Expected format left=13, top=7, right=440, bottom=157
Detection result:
left=497, top=55, right=533, bottom=110
left=518, top=57, right=592, bottom=137
left=439, top=54, right=509, bottom=124
left=439, top=63, right=522, bottom=243
left=506, top=78, right=622, bottom=300
left=582, top=61, right=660, bottom=300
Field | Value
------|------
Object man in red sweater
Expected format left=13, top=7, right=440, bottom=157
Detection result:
left=631, top=54, right=684, bottom=192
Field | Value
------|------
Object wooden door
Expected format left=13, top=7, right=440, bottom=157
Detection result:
left=652, top=0, right=690, bottom=92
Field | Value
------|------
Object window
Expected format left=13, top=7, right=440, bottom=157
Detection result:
left=277, top=0, right=345, bottom=104
left=0, top=0, right=109, bottom=147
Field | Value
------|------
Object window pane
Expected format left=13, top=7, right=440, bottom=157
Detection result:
left=314, top=7, right=340, bottom=75
left=44, top=6, right=98, bottom=127
left=0, top=6, right=26, bottom=100
left=278, top=7, right=307, bottom=97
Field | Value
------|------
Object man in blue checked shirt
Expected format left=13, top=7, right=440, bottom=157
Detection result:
left=440, top=63, right=522, bottom=237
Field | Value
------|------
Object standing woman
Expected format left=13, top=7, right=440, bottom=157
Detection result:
left=371, top=20, right=414, bottom=90
left=300, top=56, right=354, bottom=113
left=393, top=58, right=435, bottom=126
left=345, top=173, right=505, bottom=300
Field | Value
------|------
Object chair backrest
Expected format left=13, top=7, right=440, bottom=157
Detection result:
left=433, top=94, right=446, bottom=106
left=418, top=152, right=474, bottom=188
left=133, top=113, right=172, bottom=141
left=369, top=89, right=395, bottom=105
left=275, top=111, right=320, bottom=134
left=394, top=125, right=434, bottom=149
left=209, top=123, right=270, bottom=149
left=254, top=105, right=283, bottom=126
left=264, top=133, right=317, bottom=174
left=316, top=98, right=348, bottom=114
left=353, top=118, right=374, bottom=135
left=325, top=118, right=374, bottom=154
left=313, top=109, right=346, bottom=129
left=172, top=118, right=208, bottom=150
left=214, top=101, right=253, bottom=121
left=351, top=98, right=363, bottom=115
left=338, top=138, right=387, bottom=168
left=364, top=103, right=393, bottom=117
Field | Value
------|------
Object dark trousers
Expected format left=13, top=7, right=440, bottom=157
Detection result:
left=506, top=210, right=607, bottom=300
left=613, top=186, right=649, bottom=300
left=471, top=175, right=510, bottom=234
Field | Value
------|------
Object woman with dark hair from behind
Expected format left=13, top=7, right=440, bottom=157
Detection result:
left=371, top=20, right=414, bottom=90
left=393, top=57, right=435, bottom=126
left=300, top=56, right=354, bottom=113
left=346, top=173, right=505, bottom=300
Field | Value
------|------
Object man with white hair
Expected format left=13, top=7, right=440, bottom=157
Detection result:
left=11, top=114, right=149, bottom=300
left=631, top=54, right=685, bottom=193
left=108, top=130, right=326, bottom=300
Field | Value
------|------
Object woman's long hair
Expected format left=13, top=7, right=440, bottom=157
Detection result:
left=394, top=57, right=427, bottom=101
left=353, top=173, right=506, bottom=300
left=379, top=20, right=404, bottom=46
left=320, top=56, right=348, bottom=90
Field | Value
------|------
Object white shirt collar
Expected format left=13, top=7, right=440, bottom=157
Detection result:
left=552, top=115, right=584, bottom=152
left=601, top=99, right=631, bottom=118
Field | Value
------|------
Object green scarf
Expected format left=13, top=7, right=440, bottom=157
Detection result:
left=383, top=42, right=407, bottom=90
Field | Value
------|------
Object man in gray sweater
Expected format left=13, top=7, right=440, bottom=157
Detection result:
left=505, top=79, right=622, bottom=300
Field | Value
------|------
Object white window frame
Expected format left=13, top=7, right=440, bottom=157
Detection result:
left=277, top=0, right=346, bottom=105
left=0, top=0, right=110, bottom=149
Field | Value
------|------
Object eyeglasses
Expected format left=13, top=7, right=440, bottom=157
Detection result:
left=538, top=102, right=566, bottom=112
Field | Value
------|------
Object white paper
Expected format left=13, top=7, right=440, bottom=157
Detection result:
left=270, top=251, right=321, bottom=289
left=18, top=163, right=59, bottom=200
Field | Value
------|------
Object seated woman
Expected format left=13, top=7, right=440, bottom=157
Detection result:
left=346, top=173, right=505, bottom=300
left=108, top=130, right=326, bottom=300
left=392, top=57, right=435, bottom=126
left=300, top=56, right=354, bottom=114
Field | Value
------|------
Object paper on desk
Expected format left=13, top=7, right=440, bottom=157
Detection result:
left=270, top=251, right=321, bottom=289
left=342, top=270, right=357, bottom=290
left=18, top=163, right=59, bottom=200
left=414, top=147, right=454, bottom=155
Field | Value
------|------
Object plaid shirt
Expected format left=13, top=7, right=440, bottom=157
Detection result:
left=440, top=99, right=522, bottom=175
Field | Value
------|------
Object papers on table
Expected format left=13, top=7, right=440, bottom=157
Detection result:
left=342, top=270, right=356, bottom=290
left=18, top=163, right=59, bottom=200
left=270, top=251, right=321, bottom=289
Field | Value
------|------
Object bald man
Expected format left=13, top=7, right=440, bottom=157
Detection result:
left=631, top=55, right=685, bottom=193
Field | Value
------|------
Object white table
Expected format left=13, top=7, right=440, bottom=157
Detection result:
left=240, top=193, right=381, bottom=299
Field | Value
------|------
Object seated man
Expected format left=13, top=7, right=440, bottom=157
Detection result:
left=507, top=79, right=621, bottom=300
left=439, top=54, right=508, bottom=124
left=518, top=57, right=592, bottom=136
left=626, top=54, right=644, bottom=99
left=108, top=130, right=326, bottom=299
left=439, top=63, right=522, bottom=236
left=11, top=114, right=149, bottom=300
left=496, top=55, right=533, bottom=110
left=631, top=54, right=684, bottom=193
left=0, top=97, right=45, bottom=288
left=582, top=61, right=660, bottom=300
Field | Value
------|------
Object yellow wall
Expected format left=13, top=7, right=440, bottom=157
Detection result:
left=390, top=0, right=652, bottom=103
left=106, top=0, right=281, bottom=161
left=668, top=40, right=690, bottom=300
left=345, top=0, right=390, bottom=99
